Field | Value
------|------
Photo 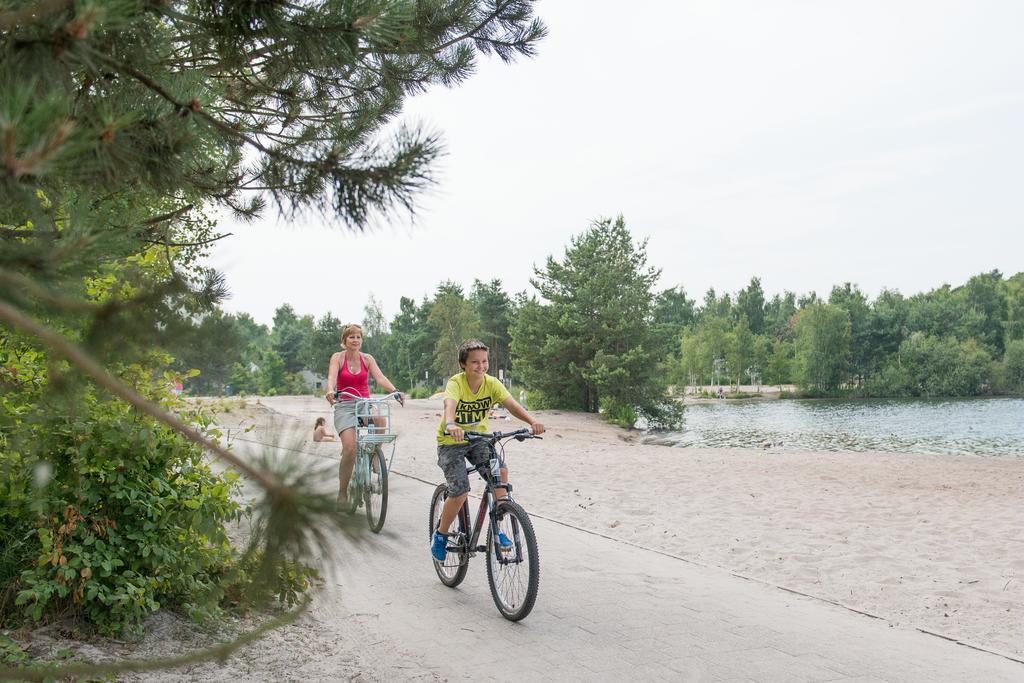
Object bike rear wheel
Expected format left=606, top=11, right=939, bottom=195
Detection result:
left=486, top=499, right=539, bottom=621
left=429, top=484, right=469, bottom=587
left=364, top=447, right=388, bottom=533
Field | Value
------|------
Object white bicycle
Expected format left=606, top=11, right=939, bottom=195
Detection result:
left=334, top=390, right=402, bottom=533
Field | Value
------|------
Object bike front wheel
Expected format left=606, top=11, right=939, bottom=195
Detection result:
left=429, top=484, right=469, bottom=588
left=486, top=499, right=540, bottom=621
left=364, top=447, right=388, bottom=533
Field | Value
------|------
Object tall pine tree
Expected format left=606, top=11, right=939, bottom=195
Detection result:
left=0, top=1, right=545, bottom=668
left=511, top=216, right=679, bottom=428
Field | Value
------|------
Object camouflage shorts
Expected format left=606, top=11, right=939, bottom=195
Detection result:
left=437, top=441, right=492, bottom=497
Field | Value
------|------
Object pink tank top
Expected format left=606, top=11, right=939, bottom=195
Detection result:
left=337, top=353, right=369, bottom=399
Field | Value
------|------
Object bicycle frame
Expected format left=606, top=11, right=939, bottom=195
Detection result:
left=458, top=461, right=505, bottom=555
left=350, top=442, right=373, bottom=490
left=449, top=433, right=529, bottom=562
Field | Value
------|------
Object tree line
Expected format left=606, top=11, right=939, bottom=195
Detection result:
left=173, top=217, right=1024, bottom=427
left=171, top=217, right=682, bottom=428
left=675, top=270, right=1024, bottom=398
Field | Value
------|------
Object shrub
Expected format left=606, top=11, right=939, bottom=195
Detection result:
left=729, top=391, right=761, bottom=399
left=896, top=333, right=992, bottom=396
left=1003, top=339, right=1024, bottom=391
left=599, top=396, right=637, bottom=429
left=15, top=402, right=239, bottom=634
left=407, top=386, right=437, bottom=400
left=1, top=357, right=242, bottom=635
left=221, top=550, right=321, bottom=612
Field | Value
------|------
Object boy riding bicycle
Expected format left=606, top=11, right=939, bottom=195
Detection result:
left=431, top=339, right=545, bottom=561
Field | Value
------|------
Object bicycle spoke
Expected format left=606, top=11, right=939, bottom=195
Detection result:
left=486, top=501, right=539, bottom=620
left=348, top=446, right=386, bottom=532
left=429, top=484, right=469, bottom=587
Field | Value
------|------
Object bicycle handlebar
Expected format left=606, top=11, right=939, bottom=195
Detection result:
left=333, top=390, right=404, bottom=406
left=463, top=428, right=541, bottom=442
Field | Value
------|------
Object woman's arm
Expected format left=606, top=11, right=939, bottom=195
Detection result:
left=364, top=353, right=398, bottom=394
left=326, top=352, right=340, bottom=403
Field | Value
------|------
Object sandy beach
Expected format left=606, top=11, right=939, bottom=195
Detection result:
left=254, top=395, right=1024, bottom=659
left=78, top=393, right=1022, bottom=680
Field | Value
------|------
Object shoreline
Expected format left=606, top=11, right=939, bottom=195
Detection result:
left=677, top=385, right=1024, bottom=403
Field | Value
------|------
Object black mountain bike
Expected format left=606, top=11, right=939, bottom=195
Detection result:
left=428, top=428, right=541, bottom=621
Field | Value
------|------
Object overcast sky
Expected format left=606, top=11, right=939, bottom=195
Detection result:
left=208, top=0, right=1024, bottom=327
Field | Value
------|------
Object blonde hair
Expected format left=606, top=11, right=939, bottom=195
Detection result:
left=340, top=323, right=363, bottom=345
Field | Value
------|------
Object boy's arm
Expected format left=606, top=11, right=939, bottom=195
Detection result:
left=501, top=396, right=545, bottom=435
left=443, top=398, right=465, bottom=441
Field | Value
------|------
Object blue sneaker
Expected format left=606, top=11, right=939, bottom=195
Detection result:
left=431, top=531, right=448, bottom=562
left=496, top=530, right=513, bottom=549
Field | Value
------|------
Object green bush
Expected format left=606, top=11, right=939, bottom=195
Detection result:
left=599, top=396, right=637, bottom=429
left=881, top=333, right=992, bottom=397
left=0, top=633, right=29, bottom=669
left=866, top=360, right=913, bottom=397
left=1, top=336, right=243, bottom=635
left=518, top=388, right=557, bottom=410
left=221, top=550, right=320, bottom=611
left=6, top=394, right=241, bottom=635
left=1002, top=339, right=1024, bottom=391
left=407, top=386, right=439, bottom=399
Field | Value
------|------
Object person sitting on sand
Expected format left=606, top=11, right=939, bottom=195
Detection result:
left=430, top=339, right=545, bottom=562
left=313, top=417, right=335, bottom=442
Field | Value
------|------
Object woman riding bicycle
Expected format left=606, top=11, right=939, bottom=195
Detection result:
left=326, top=323, right=402, bottom=510
left=431, top=339, right=544, bottom=561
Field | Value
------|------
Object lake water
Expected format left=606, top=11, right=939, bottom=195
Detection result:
left=644, top=397, right=1024, bottom=456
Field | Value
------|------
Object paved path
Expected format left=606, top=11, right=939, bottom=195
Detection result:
left=230, top=437, right=1023, bottom=683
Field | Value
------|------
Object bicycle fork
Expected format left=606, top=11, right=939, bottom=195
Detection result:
left=481, top=491, right=525, bottom=566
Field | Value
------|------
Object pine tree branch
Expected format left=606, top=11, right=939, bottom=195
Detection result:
left=143, top=232, right=232, bottom=248
left=0, top=299, right=284, bottom=494
left=3, top=119, right=75, bottom=179
left=0, top=268, right=98, bottom=313
left=84, top=49, right=302, bottom=168
left=143, top=204, right=195, bottom=226
left=434, top=0, right=514, bottom=53
left=0, top=0, right=71, bottom=30
left=370, top=0, right=512, bottom=57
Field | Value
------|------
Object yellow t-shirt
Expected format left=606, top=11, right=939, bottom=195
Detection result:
left=436, top=373, right=511, bottom=445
